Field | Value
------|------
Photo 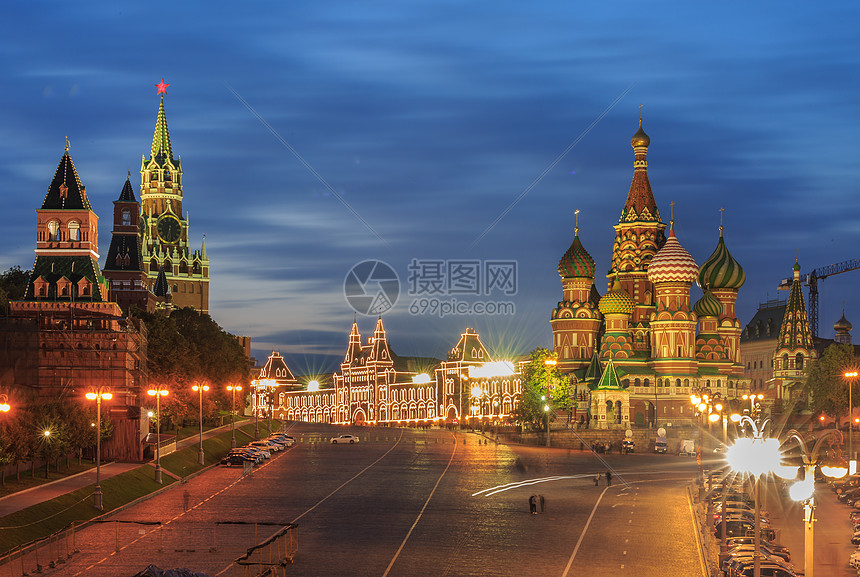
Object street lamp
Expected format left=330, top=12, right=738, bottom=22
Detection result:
left=0, top=393, right=10, bottom=413
left=227, top=385, right=242, bottom=449
left=85, top=388, right=112, bottom=511
left=192, top=384, right=209, bottom=465
left=146, top=386, right=169, bottom=483
left=778, top=429, right=848, bottom=577
left=542, top=395, right=551, bottom=447
left=742, top=393, right=764, bottom=420
left=844, top=371, right=858, bottom=461
left=726, top=415, right=781, bottom=577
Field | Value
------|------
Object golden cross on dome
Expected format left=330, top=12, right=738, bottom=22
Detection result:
left=64, top=135, right=70, bottom=152
left=638, top=103, right=643, bottom=120
left=574, top=209, right=580, bottom=233
left=669, top=201, right=675, bottom=229
left=719, top=207, right=725, bottom=235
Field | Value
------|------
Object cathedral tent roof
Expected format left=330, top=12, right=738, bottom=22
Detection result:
left=40, top=151, right=92, bottom=211
left=24, top=255, right=105, bottom=301
left=620, top=120, right=660, bottom=224
left=596, top=358, right=624, bottom=390
left=117, top=177, right=138, bottom=202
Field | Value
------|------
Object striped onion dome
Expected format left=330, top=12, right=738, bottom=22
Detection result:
left=558, top=231, right=596, bottom=279
left=598, top=278, right=635, bottom=316
left=697, top=232, right=745, bottom=290
left=647, top=229, right=699, bottom=284
left=693, top=289, right=724, bottom=318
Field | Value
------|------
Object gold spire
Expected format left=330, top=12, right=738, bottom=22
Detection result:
left=64, top=135, right=70, bottom=152
left=574, top=209, right=580, bottom=235
left=719, top=207, right=724, bottom=237
left=669, top=201, right=675, bottom=231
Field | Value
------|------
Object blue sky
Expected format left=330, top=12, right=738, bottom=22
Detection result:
left=2, top=2, right=859, bottom=374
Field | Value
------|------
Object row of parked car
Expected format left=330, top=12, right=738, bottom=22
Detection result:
left=827, top=474, right=860, bottom=573
left=710, top=481, right=800, bottom=577
left=220, top=432, right=296, bottom=466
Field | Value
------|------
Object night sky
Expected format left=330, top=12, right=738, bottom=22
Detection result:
left=2, top=3, right=859, bottom=375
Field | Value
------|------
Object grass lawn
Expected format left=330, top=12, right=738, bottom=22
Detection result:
left=0, top=465, right=174, bottom=555
left=159, top=422, right=267, bottom=478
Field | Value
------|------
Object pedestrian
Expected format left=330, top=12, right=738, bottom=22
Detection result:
left=539, top=494, right=545, bottom=513
left=594, top=472, right=600, bottom=486
left=529, top=494, right=537, bottom=514
left=183, top=489, right=190, bottom=512
left=606, top=471, right=612, bottom=486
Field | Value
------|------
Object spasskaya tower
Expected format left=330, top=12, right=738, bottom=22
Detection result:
left=138, top=80, right=210, bottom=313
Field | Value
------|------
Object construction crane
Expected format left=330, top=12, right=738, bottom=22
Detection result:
left=777, top=258, right=860, bottom=338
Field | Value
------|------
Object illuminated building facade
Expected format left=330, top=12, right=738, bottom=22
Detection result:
left=256, top=323, right=522, bottom=426
left=551, top=120, right=750, bottom=429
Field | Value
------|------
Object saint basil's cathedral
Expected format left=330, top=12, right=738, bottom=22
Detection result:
left=552, top=119, right=752, bottom=428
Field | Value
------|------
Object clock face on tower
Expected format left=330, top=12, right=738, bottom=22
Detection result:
left=156, top=214, right=182, bottom=244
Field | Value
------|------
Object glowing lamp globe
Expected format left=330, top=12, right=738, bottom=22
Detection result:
left=789, top=478, right=815, bottom=502
left=708, top=413, right=720, bottom=423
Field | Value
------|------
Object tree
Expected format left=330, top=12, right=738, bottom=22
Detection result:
left=805, top=343, right=858, bottom=421
left=514, top=348, right=570, bottom=431
left=0, top=266, right=30, bottom=313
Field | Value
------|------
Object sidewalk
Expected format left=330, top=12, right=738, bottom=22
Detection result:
left=0, top=420, right=254, bottom=519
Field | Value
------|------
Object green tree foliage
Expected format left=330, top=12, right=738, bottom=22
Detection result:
left=0, top=266, right=30, bottom=313
left=134, top=307, right=249, bottom=427
left=513, top=348, right=571, bottom=431
left=805, top=343, right=858, bottom=420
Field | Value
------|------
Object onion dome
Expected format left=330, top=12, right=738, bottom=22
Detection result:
left=647, top=228, right=699, bottom=284
left=558, top=231, right=596, bottom=279
left=598, top=277, right=635, bottom=316
left=694, top=289, right=724, bottom=318
left=631, top=119, right=650, bottom=148
left=697, top=230, right=745, bottom=290
left=835, top=312, right=853, bottom=333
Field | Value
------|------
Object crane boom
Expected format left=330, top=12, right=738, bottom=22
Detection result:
left=776, top=258, right=860, bottom=338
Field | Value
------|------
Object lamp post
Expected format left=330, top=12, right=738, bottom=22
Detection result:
left=542, top=395, right=551, bottom=447
left=726, top=415, right=781, bottom=577
left=778, top=429, right=848, bottom=577
left=844, top=371, right=858, bottom=461
left=192, top=384, right=209, bottom=465
left=85, top=388, right=112, bottom=511
left=146, top=386, right=169, bottom=483
left=227, top=385, right=242, bottom=448
left=0, top=393, right=10, bottom=413
left=742, top=393, right=764, bottom=421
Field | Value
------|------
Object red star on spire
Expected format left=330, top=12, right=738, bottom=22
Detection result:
left=155, top=79, right=170, bottom=95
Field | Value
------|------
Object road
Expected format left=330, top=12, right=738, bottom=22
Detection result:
left=20, top=424, right=706, bottom=577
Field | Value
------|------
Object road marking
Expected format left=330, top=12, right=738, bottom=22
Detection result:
left=560, top=485, right=609, bottom=577
left=381, top=434, right=458, bottom=577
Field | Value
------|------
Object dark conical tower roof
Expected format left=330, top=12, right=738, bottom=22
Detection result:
left=153, top=265, right=170, bottom=298
left=41, top=150, right=92, bottom=210
left=151, top=94, right=173, bottom=164
left=117, top=176, right=137, bottom=202
left=620, top=119, right=660, bottom=223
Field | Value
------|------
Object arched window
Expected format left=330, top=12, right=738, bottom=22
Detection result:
left=796, top=353, right=804, bottom=370
left=675, top=378, right=681, bottom=388
left=121, top=209, right=131, bottom=225
left=783, top=353, right=789, bottom=369
left=47, top=220, right=60, bottom=241
left=68, top=221, right=80, bottom=241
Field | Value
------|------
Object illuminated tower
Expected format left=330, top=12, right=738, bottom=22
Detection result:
left=697, top=221, right=746, bottom=364
left=773, top=260, right=816, bottom=399
left=647, top=221, right=699, bottom=376
left=139, top=80, right=210, bottom=313
left=694, top=289, right=727, bottom=363
left=608, top=119, right=667, bottom=352
left=551, top=213, right=602, bottom=372
left=598, top=277, right=635, bottom=360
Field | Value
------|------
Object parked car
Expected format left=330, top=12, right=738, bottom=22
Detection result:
left=723, top=537, right=789, bottom=558
left=227, top=448, right=262, bottom=464
left=241, top=446, right=269, bottom=460
left=715, top=520, right=776, bottom=542
left=723, top=554, right=798, bottom=577
left=850, top=548, right=860, bottom=570
left=622, top=439, right=635, bottom=453
left=250, top=440, right=281, bottom=453
left=268, top=434, right=295, bottom=447
left=221, top=453, right=255, bottom=467
left=726, top=543, right=791, bottom=563
left=331, top=434, right=359, bottom=444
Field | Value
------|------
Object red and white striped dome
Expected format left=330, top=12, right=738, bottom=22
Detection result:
left=647, top=229, right=698, bottom=284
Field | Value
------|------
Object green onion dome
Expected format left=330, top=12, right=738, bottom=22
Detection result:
left=598, top=277, right=635, bottom=316
left=558, top=232, right=596, bottom=279
left=698, top=233, right=745, bottom=290
left=647, top=229, right=699, bottom=285
left=693, top=289, right=724, bottom=318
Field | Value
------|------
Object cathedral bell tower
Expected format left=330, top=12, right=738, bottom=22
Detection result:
left=139, top=80, right=210, bottom=313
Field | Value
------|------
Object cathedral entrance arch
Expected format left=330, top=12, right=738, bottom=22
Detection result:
left=353, top=408, right=367, bottom=425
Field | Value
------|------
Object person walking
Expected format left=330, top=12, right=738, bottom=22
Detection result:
left=594, top=472, right=600, bottom=486
left=606, top=471, right=612, bottom=486
left=529, top=494, right=537, bottom=514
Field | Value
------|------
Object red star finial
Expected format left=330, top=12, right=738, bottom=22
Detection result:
left=155, top=79, right=170, bottom=95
